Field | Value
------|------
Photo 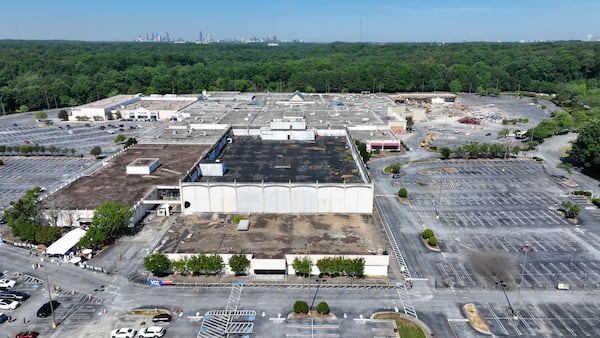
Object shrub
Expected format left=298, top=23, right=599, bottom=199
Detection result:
left=561, top=201, right=580, bottom=218
left=572, top=190, right=592, bottom=197
left=427, top=236, right=438, bottom=246
left=440, top=147, right=451, bottom=159
left=398, top=188, right=408, bottom=198
left=422, top=229, right=434, bottom=239
left=316, top=302, right=330, bottom=315
left=293, top=300, right=309, bottom=314
left=592, top=198, right=600, bottom=208
left=232, top=215, right=246, bottom=224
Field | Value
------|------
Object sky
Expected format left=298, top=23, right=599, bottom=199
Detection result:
left=0, top=0, right=598, bottom=43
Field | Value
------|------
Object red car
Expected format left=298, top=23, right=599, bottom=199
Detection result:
left=16, top=331, right=39, bottom=338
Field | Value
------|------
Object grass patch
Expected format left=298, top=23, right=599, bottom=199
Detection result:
left=373, top=313, right=426, bottom=338
left=128, top=308, right=169, bottom=316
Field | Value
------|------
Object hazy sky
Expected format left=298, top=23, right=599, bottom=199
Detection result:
left=1, top=0, right=598, bottom=42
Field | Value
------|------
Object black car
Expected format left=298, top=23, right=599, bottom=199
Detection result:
left=0, top=313, right=8, bottom=323
left=0, top=291, right=30, bottom=301
left=37, top=300, right=60, bottom=318
left=152, top=313, right=172, bottom=322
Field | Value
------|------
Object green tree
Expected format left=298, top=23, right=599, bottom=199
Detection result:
left=557, top=162, right=574, bottom=178
left=3, top=187, right=43, bottom=242
left=77, top=201, right=132, bottom=248
left=124, top=137, right=138, bottom=148
left=316, top=257, right=331, bottom=275
left=293, top=300, right=309, bottom=314
left=144, top=253, right=172, bottom=275
left=422, top=229, right=434, bottom=239
left=398, top=187, right=408, bottom=198
left=58, top=109, right=69, bottom=121
left=498, top=128, right=510, bottom=138
left=440, top=147, right=451, bottom=159
left=90, top=146, right=102, bottom=158
left=427, top=236, right=438, bottom=246
left=17, top=104, right=29, bottom=113
left=206, top=254, right=224, bottom=274
left=172, top=257, right=189, bottom=274
left=354, top=140, right=371, bottom=163
left=389, top=162, right=401, bottom=174
left=448, top=79, right=463, bottom=93
left=292, top=256, right=312, bottom=277
left=35, top=111, right=48, bottom=120
left=229, top=254, right=250, bottom=275
left=567, top=119, right=600, bottom=177
left=561, top=201, right=581, bottom=218
left=34, top=226, right=63, bottom=246
left=114, top=134, right=126, bottom=144
left=316, top=301, right=330, bottom=315
left=187, top=254, right=207, bottom=275
left=351, top=257, right=365, bottom=277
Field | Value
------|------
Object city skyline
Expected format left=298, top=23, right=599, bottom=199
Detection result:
left=0, top=0, right=599, bottom=43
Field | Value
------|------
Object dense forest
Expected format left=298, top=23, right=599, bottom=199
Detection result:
left=1, top=40, right=599, bottom=114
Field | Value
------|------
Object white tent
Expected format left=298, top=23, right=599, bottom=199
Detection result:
left=45, top=228, right=87, bottom=256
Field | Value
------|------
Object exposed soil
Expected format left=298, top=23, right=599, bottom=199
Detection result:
left=157, top=213, right=384, bottom=259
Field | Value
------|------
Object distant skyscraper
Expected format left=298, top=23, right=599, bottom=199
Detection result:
left=199, top=30, right=203, bottom=43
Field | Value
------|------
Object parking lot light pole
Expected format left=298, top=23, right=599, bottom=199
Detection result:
left=496, top=280, right=516, bottom=318
left=514, top=245, right=533, bottom=320
left=310, top=278, right=326, bottom=311
left=41, top=257, right=58, bottom=328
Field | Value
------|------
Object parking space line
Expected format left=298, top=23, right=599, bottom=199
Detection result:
left=545, top=304, right=577, bottom=337
left=485, top=303, right=509, bottom=336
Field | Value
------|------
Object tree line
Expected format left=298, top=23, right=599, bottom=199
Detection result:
left=1, top=40, right=599, bottom=113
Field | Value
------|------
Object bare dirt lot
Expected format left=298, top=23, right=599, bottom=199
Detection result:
left=158, top=213, right=384, bottom=258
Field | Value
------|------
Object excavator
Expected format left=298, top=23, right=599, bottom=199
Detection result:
left=420, top=133, right=434, bottom=147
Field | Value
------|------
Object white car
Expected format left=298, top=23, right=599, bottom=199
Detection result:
left=110, top=327, right=137, bottom=338
left=0, top=279, right=16, bottom=289
left=138, top=326, right=165, bottom=338
left=0, top=299, right=20, bottom=310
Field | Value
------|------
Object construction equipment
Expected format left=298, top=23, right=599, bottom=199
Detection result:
left=420, top=133, right=434, bottom=147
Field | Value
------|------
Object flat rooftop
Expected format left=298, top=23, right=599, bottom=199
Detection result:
left=157, top=213, right=384, bottom=259
left=123, top=99, right=194, bottom=112
left=77, top=94, right=134, bottom=109
left=49, top=144, right=210, bottom=209
left=176, top=92, right=394, bottom=129
left=198, top=136, right=362, bottom=183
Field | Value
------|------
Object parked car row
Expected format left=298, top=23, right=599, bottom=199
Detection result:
left=111, top=326, right=166, bottom=338
left=0, top=278, right=16, bottom=289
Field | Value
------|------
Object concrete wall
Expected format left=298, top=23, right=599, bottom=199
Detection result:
left=163, top=253, right=387, bottom=276
left=180, top=181, right=373, bottom=214
left=259, top=129, right=316, bottom=141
